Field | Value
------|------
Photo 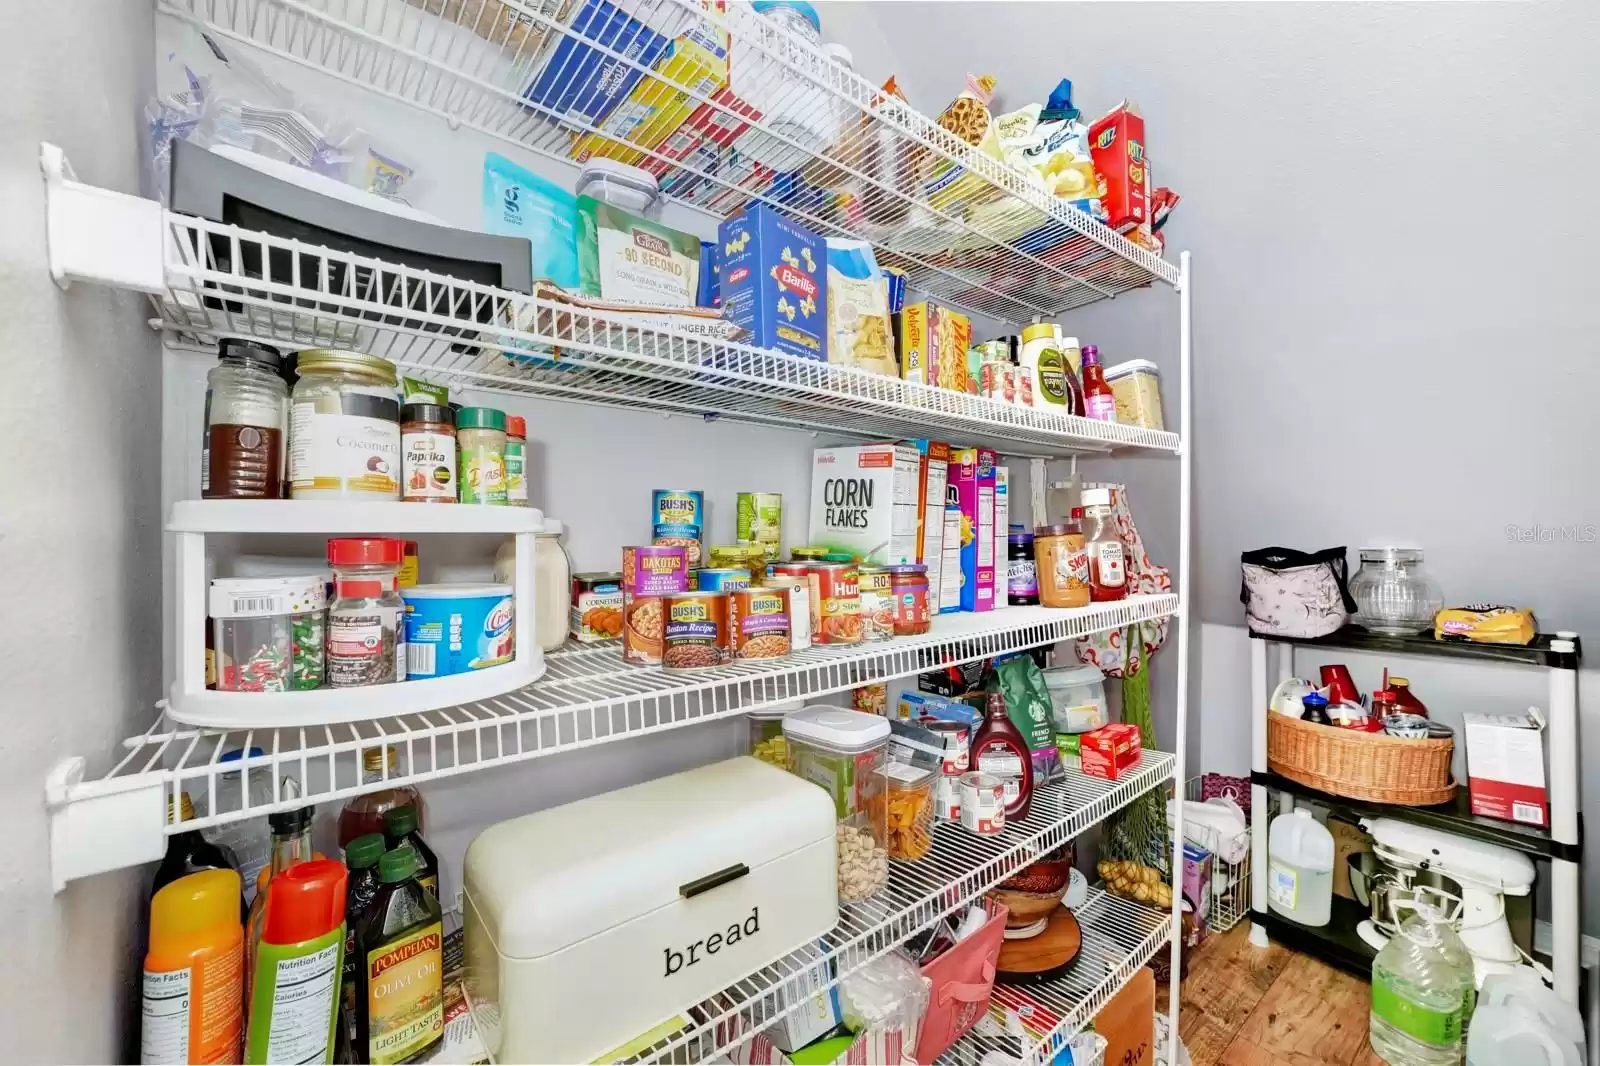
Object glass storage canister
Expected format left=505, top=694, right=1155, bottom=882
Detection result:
left=497, top=518, right=571, bottom=653
left=887, top=563, right=930, bottom=636
left=203, top=338, right=288, bottom=499
left=1034, top=523, right=1090, bottom=608
left=289, top=349, right=402, bottom=500
left=782, top=706, right=891, bottom=902
left=1007, top=530, right=1039, bottom=605
left=747, top=701, right=803, bottom=768
left=400, top=403, right=456, bottom=503
left=209, top=575, right=327, bottom=692
left=326, top=537, right=407, bottom=688
left=457, top=406, right=508, bottom=505
left=1350, top=547, right=1444, bottom=635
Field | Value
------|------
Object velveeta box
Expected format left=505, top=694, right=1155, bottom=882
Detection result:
left=570, top=21, right=729, bottom=165
left=718, top=203, right=827, bottom=361
left=900, top=302, right=971, bottom=392
left=948, top=446, right=996, bottom=612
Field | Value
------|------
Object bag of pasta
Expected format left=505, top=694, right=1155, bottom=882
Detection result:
left=825, top=238, right=898, bottom=377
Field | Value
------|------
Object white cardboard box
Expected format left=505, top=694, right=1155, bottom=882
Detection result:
left=1462, top=709, right=1549, bottom=828
left=808, top=443, right=922, bottom=565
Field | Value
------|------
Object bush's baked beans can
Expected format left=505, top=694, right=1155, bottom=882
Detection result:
left=809, top=562, right=861, bottom=645
left=651, top=490, right=704, bottom=568
left=728, top=587, right=791, bottom=660
left=622, top=545, right=688, bottom=665
left=661, top=590, right=728, bottom=670
left=767, top=576, right=811, bottom=650
left=857, top=566, right=894, bottom=642
left=695, top=567, right=751, bottom=593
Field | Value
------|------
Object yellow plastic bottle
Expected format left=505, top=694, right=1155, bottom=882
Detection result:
left=141, top=868, right=245, bottom=1065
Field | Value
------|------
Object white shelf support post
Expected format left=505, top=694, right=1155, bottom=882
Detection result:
left=47, top=758, right=167, bottom=892
left=1547, top=655, right=1581, bottom=1003
left=1249, top=635, right=1270, bottom=947
left=1167, top=251, right=1194, bottom=1026
left=39, top=142, right=165, bottom=293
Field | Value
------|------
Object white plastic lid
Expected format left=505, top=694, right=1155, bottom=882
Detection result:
left=824, top=43, right=853, bottom=68
left=400, top=582, right=514, bottom=599
left=576, top=158, right=659, bottom=196
left=1081, top=487, right=1112, bottom=507
left=538, top=517, right=564, bottom=536
left=783, top=706, right=889, bottom=752
left=209, top=574, right=327, bottom=619
left=748, top=700, right=805, bottom=722
left=1042, top=664, right=1106, bottom=688
left=1103, top=359, right=1160, bottom=380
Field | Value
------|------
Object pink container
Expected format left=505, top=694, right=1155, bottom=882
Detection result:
left=917, top=898, right=1008, bottom=1061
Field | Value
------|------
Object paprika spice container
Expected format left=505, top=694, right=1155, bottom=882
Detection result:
left=400, top=404, right=456, bottom=503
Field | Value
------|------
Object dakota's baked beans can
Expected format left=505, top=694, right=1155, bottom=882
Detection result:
left=661, top=590, right=728, bottom=670
left=622, top=545, right=688, bottom=665
left=728, top=587, right=791, bottom=661
left=809, top=562, right=861, bottom=645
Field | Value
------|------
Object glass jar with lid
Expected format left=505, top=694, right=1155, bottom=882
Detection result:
left=1350, top=547, right=1444, bottom=635
left=289, top=349, right=402, bottom=500
left=326, top=537, right=406, bottom=687
left=495, top=518, right=572, bottom=652
left=203, top=339, right=289, bottom=499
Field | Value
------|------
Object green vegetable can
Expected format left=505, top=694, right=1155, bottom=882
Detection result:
left=736, top=492, right=782, bottom=561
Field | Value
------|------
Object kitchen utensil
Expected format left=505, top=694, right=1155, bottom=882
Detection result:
left=1268, top=677, right=1320, bottom=717
left=1349, top=547, right=1444, bottom=635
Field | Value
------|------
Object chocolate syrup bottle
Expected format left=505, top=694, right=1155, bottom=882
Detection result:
left=972, top=689, right=1035, bottom=821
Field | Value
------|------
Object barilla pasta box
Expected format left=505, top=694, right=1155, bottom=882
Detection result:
left=1089, top=101, right=1148, bottom=233
left=719, top=203, right=827, bottom=361
left=948, top=447, right=996, bottom=611
left=903, top=440, right=950, bottom=608
left=570, top=19, right=729, bottom=165
left=807, top=444, right=920, bottom=565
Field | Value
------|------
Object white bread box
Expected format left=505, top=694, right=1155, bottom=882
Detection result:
left=463, top=756, right=838, bottom=1064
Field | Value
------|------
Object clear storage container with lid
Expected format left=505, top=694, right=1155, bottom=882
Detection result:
left=1350, top=547, right=1444, bottom=635
left=209, top=574, right=327, bottom=692
left=494, top=518, right=571, bottom=653
left=782, top=706, right=891, bottom=901
left=1103, top=359, right=1165, bottom=430
left=1042, top=664, right=1108, bottom=734
left=289, top=349, right=401, bottom=500
left=729, top=1, right=839, bottom=173
left=575, top=158, right=660, bottom=215
left=746, top=701, right=803, bottom=767
left=203, top=338, right=289, bottom=499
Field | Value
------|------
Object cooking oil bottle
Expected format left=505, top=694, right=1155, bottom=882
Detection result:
left=1370, top=889, right=1476, bottom=1065
left=354, top=847, right=444, bottom=1064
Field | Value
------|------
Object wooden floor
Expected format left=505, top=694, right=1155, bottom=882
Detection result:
left=1165, top=921, right=1385, bottom=1066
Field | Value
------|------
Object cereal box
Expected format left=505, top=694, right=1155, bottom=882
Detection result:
left=993, top=465, right=1009, bottom=605
left=570, top=21, right=729, bottom=165
left=807, top=443, right=920, bottom=565
left=522, top=0, right=680, bottom=128
left=718, top=203, right=827, bottom=361
left=1089, top=102, right=1148, bottom=233
left=948, top=447, right=996, bottom=612
left=902, top=440, right=949, bottom=607
left=900, top=302, right=971, bottom=392
left=939, top=505, right=962, bottom=614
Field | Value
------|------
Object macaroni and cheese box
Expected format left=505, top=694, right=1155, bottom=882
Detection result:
left=807, top=443, right=920, bottom=565
left=522, top=0, right=680, bottom=127
left=900, top=302, right=971, bottom=392
left=948, top=447, right=996, bottom=612
left=719, top=203, right=827, bottom=361
left=570, top=21, right=729, bottom=165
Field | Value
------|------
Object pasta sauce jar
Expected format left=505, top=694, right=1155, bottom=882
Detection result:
left=857, top=566, right=894, bottom=642
left=809, top=562, right=861, bottom=645
left=887, top=564, right=931, bottom=636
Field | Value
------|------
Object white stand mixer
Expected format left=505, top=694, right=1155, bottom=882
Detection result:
left=1360, top=818, right=1537, bottom=987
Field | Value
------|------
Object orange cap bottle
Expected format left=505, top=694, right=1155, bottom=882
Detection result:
left=141, top=868, right=245, bottom=1064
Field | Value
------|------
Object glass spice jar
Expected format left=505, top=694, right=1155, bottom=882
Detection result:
left=326, top=538, right=407, bottom=687
left=457, top=407, right=508, bottom=505
left=289, top=350, right=401, bottom=500
left=887, top=564, right=930, bottom=636
left=401, top=404, right=456, bottom=503
left=202, top=339, right=288, bottom=499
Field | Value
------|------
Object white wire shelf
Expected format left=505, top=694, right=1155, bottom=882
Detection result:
left=46, top=594, right=1177, bottom=888
left=629, top=752, right=1176, bottom=1064
left=937, top=889, right=1171, bottom=1066
left=158, top=0, right=1178, bottom=323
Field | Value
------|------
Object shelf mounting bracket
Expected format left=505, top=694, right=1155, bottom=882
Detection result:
left=40, top=141, right=166, bottom=294
left=46, top=757, right=168, bottom=893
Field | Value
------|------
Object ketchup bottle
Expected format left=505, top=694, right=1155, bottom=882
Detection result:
left=1081, top=344, right=1117, bottom=422
left=972, top=689, right=1034, bottom=821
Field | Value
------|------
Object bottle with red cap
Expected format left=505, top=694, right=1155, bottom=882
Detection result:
left=244, top=858, right=349, bottom=1065
left=326, top=537, right=407, bottom=687
left=1080, top=345, right=1117, bottom=422
left=505, top=414, right=529, bottom=507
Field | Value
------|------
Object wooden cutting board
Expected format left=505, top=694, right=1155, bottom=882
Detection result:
left=996, top=905, right=1082, bottom=984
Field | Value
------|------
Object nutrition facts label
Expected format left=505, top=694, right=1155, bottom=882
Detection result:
left=140, top=968, right=191, bottom=1064
left=264, top=942, right=340, bottom=1065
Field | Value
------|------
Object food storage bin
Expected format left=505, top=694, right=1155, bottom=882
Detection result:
left=1042, top=664, right=1109, bottom=734
left=209, top=575, right=327, bottom=692
left=783, top=706, right=891, bottom=902
left=1350, top=546, right=1444, bottom=635
left=463, top=757, right=837, bottom=1065
left=575, top=158, right=660, bottom=215
left=747, top=701, right=803, bottom=767
left=882, top=762, right=935, bottom=860
left=1103, top=359, right=1165, bottom=430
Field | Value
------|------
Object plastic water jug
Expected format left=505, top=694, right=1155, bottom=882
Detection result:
left=1467, top=971, right=1585, bottom=1066
left=1267, top=808, right=1334, bottom=926
left=1370, top=893, right=1476, bottom=1066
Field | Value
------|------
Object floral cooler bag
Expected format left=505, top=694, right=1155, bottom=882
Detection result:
left=1074, top=484, right=1172, bottom=676
left=1239, top=546, right=1356, bottom=639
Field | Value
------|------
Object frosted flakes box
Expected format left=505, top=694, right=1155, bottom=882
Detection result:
left=717, top=203, right=827, bottom=361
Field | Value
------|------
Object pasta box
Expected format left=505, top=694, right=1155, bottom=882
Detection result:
left=463, top=757, right=837, bottom=1065
left=948, top=447, right=996, bottom=611
left=807, top=443, right=921, bottom=565
left=570, top=19, right=729, bottom=165
left=900, top=302, right=971, bottom=392
left=521, top=0, right=690, bottom=127
left=718, top=203, right=827, bottom=361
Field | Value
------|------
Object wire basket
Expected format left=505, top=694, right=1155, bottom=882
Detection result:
left=1170, top=777, right=1251, bottom=933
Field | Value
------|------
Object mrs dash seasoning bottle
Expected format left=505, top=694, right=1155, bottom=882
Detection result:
left=355, top=847, right=444, bottom=1065
left=245, top=860, right=348, bottom=1066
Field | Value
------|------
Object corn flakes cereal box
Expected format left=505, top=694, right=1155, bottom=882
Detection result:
left=717, top=203, right=827, bottom=361
left=899, top=302, right=970, bottom=392
left=570, top=21, right=729, bottom=165
left=807, top=443, right=921, bottom=565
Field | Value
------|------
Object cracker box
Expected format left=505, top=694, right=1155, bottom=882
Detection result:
left=522, top=0, right=680, bottom=128
left=719, top=203, right=827, bottom=361
left=1463, top=709, right=1550, bottom=828
left=900, top=302, right=971, bottom=392
left=570, top=21, right=729, bottom=165
left=948, top=447, right=996, bottom=612
left=903, top=440, right=950, bottom=608
left=1079, top=723, right=1142, bottom=781
left=1089, top=101, right=1149, bottom=233
left=807, top=443, right=921, bottom=565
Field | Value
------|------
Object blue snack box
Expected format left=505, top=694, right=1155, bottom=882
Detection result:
left=717, top=203, right=827, bottom=361
left=523, top=0, right=672, bottom=128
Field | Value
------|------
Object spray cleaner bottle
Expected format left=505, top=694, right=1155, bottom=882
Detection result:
left=1369, top=887, right=1477, bottom=1066
left=245, top=858, right=348, bottom=1065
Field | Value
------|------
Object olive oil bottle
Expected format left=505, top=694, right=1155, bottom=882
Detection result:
left=354, top=847, right=443, bottom=1064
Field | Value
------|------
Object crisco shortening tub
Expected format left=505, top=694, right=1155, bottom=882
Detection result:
left=401, top=583, right=514, bottom=678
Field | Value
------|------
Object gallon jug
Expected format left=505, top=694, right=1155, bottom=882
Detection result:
left=1370, top=892, right=1476, bottom=1066
left=1467, top=970, right=1585, bottom=1066
left=1267, top=808, right=1334, bottom=926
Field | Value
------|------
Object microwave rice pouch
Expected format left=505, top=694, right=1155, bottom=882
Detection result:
left=717, top=203, right=827, bottom=361
left=807, top=443, right=921, bottom=566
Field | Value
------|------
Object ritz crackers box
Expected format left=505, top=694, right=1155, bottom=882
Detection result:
left=948, top=447, right=996, bottom=612
left=1089, top=102, right=1148, bottom=233
left=718, top=204, right=827, bottom=361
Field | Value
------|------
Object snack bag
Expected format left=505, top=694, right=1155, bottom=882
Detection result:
left=824, top=238, right=897, bottom=377
left=1004, top=79, right=1106, bottom=221
left=924, top=74, right=1006, bottom=214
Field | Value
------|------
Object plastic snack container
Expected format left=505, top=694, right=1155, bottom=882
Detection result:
left=783, top=706, right=891, bottom=901
left=1103, top=359, right=1165, bottom=430
left=747, top=701, right=803, bottom=767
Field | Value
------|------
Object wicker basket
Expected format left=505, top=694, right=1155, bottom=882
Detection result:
left=1267, top=714, right=1456, bottom=805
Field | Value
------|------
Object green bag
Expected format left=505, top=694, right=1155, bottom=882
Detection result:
left=988, top=654, right=1054, bottom=752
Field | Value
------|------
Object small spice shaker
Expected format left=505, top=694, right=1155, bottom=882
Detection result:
left=400, top=404, right=457, bottom=503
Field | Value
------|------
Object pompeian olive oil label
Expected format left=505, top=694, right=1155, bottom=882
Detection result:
left=366, top=922, right=443, bottom=1064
